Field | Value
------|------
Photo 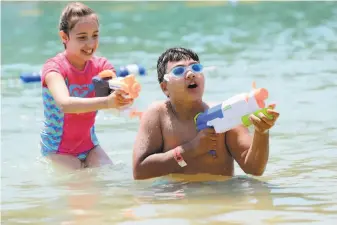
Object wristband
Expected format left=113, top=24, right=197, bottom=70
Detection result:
left=173, top=148, right=187, bottom=167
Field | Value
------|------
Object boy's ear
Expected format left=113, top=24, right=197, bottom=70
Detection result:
left=160, top=81, right=169, bottom=97
left=59, top=30, right=69, bottom=44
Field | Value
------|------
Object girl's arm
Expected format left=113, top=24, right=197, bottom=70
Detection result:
left=45, top=71, right=110, bottom=113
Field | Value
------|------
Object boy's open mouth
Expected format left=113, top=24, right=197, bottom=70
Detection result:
left=187, top=82, right=198, bottom=89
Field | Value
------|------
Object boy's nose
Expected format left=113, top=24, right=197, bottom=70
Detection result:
left=185, top=71, right=196, bottom=79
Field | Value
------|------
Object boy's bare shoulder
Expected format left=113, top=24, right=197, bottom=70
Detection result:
left=141, top=100, right=169, bottom=122
left=144, top=100, right=170, bottom=113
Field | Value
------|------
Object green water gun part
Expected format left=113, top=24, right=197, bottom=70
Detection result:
left=241, top=107, right=274, bottom=127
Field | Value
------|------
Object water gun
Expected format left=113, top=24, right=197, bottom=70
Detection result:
left=194, top=82, right=273, bottom=156
left=92, top=70, right=143, bottom=119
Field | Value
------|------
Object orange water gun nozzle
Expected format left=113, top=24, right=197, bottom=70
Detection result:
left=252, top=81, right=269, bottom=108
left=114, top=74, right=141, bottom=99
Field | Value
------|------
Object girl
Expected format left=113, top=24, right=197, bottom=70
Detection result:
left=40, top=2, right=132, bottom=170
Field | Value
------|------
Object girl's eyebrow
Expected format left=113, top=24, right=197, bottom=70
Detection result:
left=76, top=30, right=99, bottom=35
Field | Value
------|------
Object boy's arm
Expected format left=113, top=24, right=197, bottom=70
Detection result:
left=226, top=106, right=279, bottom=176
left=132, top=103, right=194, bottom=180
left=226, top=125, right=269, bottom=176
left=45, top=72, right=110, bottom=113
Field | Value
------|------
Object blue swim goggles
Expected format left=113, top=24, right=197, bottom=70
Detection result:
left=167, top=63, right=204, bottom=77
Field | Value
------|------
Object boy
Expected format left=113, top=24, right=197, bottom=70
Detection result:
left=132, top=47, right=280, bottom=181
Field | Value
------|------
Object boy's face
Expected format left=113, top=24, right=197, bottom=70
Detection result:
left=161, top=59, right=205, bottom=101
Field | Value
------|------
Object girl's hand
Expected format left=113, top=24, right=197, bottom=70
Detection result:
left=106, top=89, right=134, bottom=109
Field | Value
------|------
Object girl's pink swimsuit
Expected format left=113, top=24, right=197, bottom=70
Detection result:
left=40, top=52, right=114, bottom=160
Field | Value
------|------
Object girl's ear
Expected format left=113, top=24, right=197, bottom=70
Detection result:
left=59, top=30, right=68, bottom=45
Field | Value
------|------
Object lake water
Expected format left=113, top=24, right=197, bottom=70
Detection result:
left=1, top=1, right=337, bottom=224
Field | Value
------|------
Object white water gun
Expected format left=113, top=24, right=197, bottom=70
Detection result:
left=194, top=82, right=273, bottom=156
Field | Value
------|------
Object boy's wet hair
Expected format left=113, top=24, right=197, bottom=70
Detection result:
left=59, top=2, right=98, bottom=48
left=157, top=47, right=199, bottom=83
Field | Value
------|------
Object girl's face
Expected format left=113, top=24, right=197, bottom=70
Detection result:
left=60, top=14, right=99, bottom=65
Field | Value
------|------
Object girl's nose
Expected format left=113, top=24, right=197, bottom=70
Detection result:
left=86, top=38, right=97, bottom=47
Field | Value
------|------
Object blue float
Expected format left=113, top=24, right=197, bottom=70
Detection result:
left=19, top=64, right=146, bottom=83
left=20, top=72, right=41, bottom=83
left=117, top=64, right=146, bottom=77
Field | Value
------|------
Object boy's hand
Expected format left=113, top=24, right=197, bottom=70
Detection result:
left=106, top=89, right=134, bottom=109
left=189, top=128, right=218, bottom=157
left=249, top=104, right=280, bottom=134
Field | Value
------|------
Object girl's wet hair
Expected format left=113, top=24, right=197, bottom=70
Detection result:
left=59, top=2, right=99, bottom=48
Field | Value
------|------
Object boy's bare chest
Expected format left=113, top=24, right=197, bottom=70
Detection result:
left=161, top=115, right=234, bottom=176
left=161, top=118, right=198, bottom=150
